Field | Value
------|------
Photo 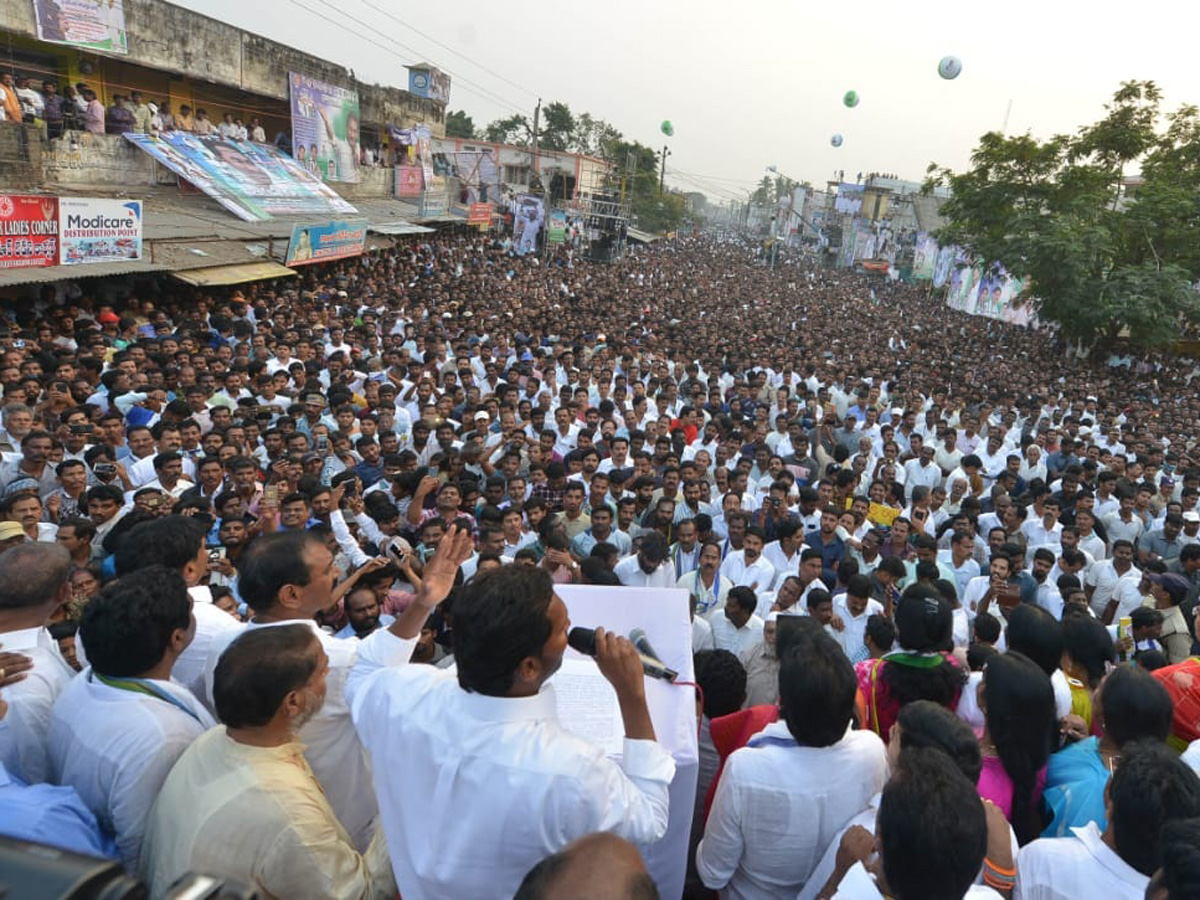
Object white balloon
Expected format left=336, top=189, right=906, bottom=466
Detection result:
left=938, top=56, right=962, bottom=80
left=830, top=133, right=843, bottom=148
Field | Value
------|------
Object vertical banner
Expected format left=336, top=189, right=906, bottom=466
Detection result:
left=395, top=166, right=423, bottom=198
left=0, top=194, right=58, bottom=269
left=59, top=198, right=142, bottom=264
left=512, top=195, right=545, bottom=254
left=912, top=233, right=938, bottom=280
left=547, top=209, right=567, bottom=244
left=289, top=72, right=361, bottom=183
left=33, top=0, right=128, bottom=53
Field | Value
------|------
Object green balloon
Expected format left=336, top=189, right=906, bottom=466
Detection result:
left=843, top=90, right=859, bottom=108
left=661, top=120, right=674, bottom=137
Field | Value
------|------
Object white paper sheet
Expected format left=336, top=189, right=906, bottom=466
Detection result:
left=549, top=658, right=623, bottom=757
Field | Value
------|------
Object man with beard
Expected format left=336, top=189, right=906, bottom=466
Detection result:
left=141, top=625, right=396, bottom=898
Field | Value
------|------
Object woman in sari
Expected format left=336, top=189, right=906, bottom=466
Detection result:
left=1042, top=665, right=1173, bottom=836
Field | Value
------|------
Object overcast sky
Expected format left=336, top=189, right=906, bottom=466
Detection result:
left=175, top=0, right=1196, bottom=205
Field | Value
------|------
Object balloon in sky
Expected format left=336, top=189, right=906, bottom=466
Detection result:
left=938, top=56, right=963, bottom=80
left=831, top=133, right=844, bottom=148
left=660, top=120, right=674, bottom=137
left=843, top=90, right=859, bottom=108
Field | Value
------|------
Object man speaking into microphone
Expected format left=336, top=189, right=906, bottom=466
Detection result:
left=346, top=564, right=675, bottom=900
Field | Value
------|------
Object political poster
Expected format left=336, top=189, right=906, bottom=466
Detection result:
left=834, top=182, right=863, bottom=215
left=420, top=192, right=449, bottom=217
left=0, top=194, right=58, bottom=269
left=124, top=132, right=358, bottom=223
left=408, top=67, right=451, bottom=104
left=288, top=72, right=360, bottom=183
left=395, top=166, right=423, bottom=198
left=547, top=209, right=567, bottom=244
left=512, top=195, right=544, bottom=255
left=467, top=203, right=494, bottom=226
left=33, top=0, right=128, bottom=54
left=59, top=197, right=142, bottom=265
left=932, top=244, right=957, bottom=288
left=285, top=220, right=367, bottom=266
left=912, top=233, right=938, bottom=280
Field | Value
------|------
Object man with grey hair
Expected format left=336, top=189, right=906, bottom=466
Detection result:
left=0, top=542, right=75, bottom=782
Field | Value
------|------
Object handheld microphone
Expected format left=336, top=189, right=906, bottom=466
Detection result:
left=567, top=627, right=679, bottom=682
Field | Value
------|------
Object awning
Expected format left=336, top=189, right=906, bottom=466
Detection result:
left=172, top=261, right=297, bottom=286
left=627, top=228, right=660, bottom=244
left=369, top=221, right=436, bottom=236
left=0, top=260, right=168, bottom=288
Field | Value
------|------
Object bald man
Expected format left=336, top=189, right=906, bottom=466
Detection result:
left=514, top=833, right=659, bottom=900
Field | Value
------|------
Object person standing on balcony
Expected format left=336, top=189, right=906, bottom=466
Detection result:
left=105, top=95, right=135, bottom=135
left=83, top=89, right=104, bottom=134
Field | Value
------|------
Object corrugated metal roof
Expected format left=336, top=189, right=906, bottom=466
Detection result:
left=171, top=262, right=297, bottom=286
left=0, top=260, right=168, bottom=288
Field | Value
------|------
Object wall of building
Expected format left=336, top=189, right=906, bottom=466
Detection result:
left=1, top=0, right=445, bottom=138
left=41, top=133, right=159, bottom=190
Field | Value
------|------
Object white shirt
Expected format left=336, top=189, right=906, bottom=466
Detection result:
left=346, top=630, right=675, bottom=900
left=709, top=612, right=765, bottom=657
left=174, top=589, right=244, bottom=701
left=677, top=569, right=733, bottom=620
left=697, top=720, right=888, bottom=899
left=1015, top=821, right=1146, bottom=900
left=613, top=555, right=676, bottom=588
left=692, top=615, right=716, bottom=651
left=48, top=668, right=213, bottom=870
left=720, top=550, right=777, bottom=591
left=203, top=619, right=385, bottom=851
left=761, top=541, right=801, bottom=584
left=939, top=550, right=982, bottom=600
left=128, top=453, right=196, bottom=488
left=832, top=596, right=884, bottom=663
left=0, top=625, right=76, bottom=784
left=1085, top=560, right=1142, bottom=618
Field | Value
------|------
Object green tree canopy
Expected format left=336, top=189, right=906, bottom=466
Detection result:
left=928, top=81, right=1200, bottom=348
left=444, top=110, right=476, bottom=139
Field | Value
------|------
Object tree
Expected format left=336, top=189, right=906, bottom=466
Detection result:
left=444, top=110, right=476, bottom=139
left=570, top=113, right=623, bottom=160
left=928, top=81, right=1200, bottom=348
left=540, top=101, right=575, bottom=152
left=484, top=114, right=532, bottom=146
left=611, top=139, right=686, bottom=233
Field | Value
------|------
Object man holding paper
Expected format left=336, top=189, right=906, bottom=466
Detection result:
left=347, top=564, right=676, bottom=900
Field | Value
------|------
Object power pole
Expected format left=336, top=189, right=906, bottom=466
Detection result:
left=659, top=144, right=670, bottom=193
left=530, top=98, right=541, bottom=188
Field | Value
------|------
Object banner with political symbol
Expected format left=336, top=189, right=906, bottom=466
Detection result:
left=33, top=0, right=128, bottom=53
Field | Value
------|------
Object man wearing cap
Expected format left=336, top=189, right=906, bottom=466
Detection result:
left=1180, top=510, right=1200, bottom=550
left=613, top=532, right=675, bottom=588
left=1145, top=573, right=1193, bottom=664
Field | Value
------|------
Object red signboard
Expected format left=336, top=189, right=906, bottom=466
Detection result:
left=468, top=203, right=494, bottom=226
left=0, top=195, right=59, bottom=269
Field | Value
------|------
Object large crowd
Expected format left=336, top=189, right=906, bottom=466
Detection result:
left=2, top=232, right=1200, bottom=899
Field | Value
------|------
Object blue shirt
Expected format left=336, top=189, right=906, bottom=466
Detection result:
left=0, top=762, right=118, bottom=859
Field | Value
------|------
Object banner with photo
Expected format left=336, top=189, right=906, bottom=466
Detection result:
left=125, top=132, right=358, bottom=222
left=395, top=165, right=423, bottom=198
left=932, top=244, right=957, bottom=288
left=285, top=220, right=367, bottom=266
left=912, top=233, right=938, bottom=280
left=512, top=194, right=544, bottom=254
left=59, top=197, right=142, bottom=265
left=836, top=220, right=858, bottom=268
left=288, top=72, right=360, bottom=183
left=33, top=0, right=128, bottom=53
left=834, top=182, right=863, bottom=215
left=408, top=67, right=451, bottom=104
left=0, top=194, right=58, bottom=269
left=547, top=209, right=567, bottom=244
left=949, top=261, right=1035, bottom=326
